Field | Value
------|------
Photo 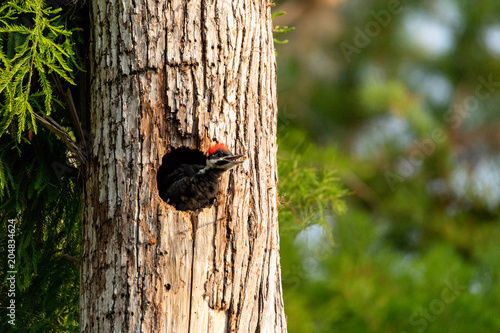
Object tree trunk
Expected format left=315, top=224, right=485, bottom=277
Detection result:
left=81, top=0, right=287, bottom=332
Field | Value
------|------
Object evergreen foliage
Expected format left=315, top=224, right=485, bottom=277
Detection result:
left=278, top=128, right=348, bottom=241
left=0, top=0, right=83, bottom=331
left=0, top=0, right=79, bottom=142
left=272, top=11, right=295, bottom=45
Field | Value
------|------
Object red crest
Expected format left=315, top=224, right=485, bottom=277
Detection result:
left=208, top=143, right=229, bottom=155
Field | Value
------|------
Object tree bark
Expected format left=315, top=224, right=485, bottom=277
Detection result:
left=81, top=0, right=286, bottom=332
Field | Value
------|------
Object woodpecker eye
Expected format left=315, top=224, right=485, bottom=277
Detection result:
left=210, top=149, right=229, bottom=159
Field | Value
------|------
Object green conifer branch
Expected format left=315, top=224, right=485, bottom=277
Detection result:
left=0, top=0, right=80, bottom=146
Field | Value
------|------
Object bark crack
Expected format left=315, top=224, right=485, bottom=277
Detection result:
left=200, top=0, right=208, bottom=95
left=187, top=214, right=198, bottom=333
left=222, top=202, right=233, bottom=310
left=134, top=77, right=143, bottom=332
left=190, top=67, right=200, bottom=141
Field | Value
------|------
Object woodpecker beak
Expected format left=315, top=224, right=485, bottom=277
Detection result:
left=224, top=154, right=245, bottom=163
left=215, top=154, right=245, bottom=170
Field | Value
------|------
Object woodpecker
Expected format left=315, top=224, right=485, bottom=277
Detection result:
left=160, top=144, right=245, bottom=211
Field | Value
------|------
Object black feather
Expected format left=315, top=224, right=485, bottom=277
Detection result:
left=160, top=164, right=225, bottom=211
left=158, top=148, right=242, bottom=211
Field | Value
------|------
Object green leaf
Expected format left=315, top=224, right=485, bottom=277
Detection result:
left=0, top=0, right=79, bottom=141
left=272, top=10, right=287, bottom=20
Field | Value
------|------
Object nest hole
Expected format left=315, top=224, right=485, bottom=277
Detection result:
left=157, top=147, right=206, bottom=206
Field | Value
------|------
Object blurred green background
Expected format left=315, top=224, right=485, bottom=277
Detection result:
left=274, top=0, right=500, bottom=332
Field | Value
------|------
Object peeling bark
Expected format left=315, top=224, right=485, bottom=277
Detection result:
left=81, top=0, right=286, bottom=332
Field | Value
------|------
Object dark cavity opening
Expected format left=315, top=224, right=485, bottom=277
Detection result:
left=157, top=147, right=206, bottom=209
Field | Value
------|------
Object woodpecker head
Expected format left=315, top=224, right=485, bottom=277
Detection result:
left=206, top=143, right=245, bottom=171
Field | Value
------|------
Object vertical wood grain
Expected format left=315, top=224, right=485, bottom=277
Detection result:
left=82, top=0, right=286, bottom=331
